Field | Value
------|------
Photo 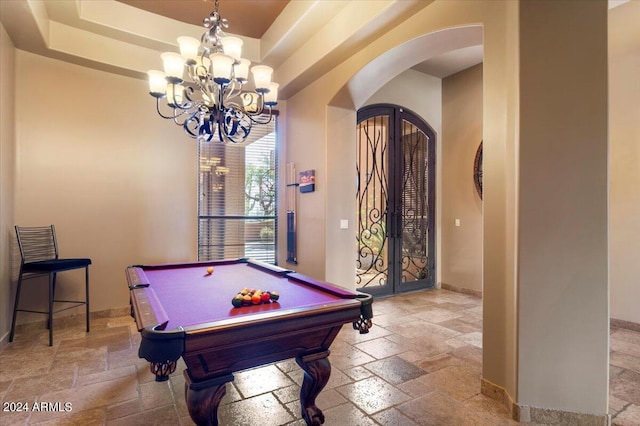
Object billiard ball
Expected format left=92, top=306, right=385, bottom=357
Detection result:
left=206, top=267, right=214, bottom=275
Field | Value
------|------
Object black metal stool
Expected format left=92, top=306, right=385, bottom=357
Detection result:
left=10, top=225, right=91, bottom=346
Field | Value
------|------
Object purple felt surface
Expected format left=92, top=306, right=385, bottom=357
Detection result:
left=142, top=262, right=345, bottom=330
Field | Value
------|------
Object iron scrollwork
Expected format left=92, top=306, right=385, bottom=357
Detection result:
left=474, top=141, right=483, bottom=200
left=356, top=122, right=389, bottom=288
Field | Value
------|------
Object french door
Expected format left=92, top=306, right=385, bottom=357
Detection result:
left=356, top=104, right=435, bottom=295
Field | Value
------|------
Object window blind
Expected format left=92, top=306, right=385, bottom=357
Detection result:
left=198, top=116, right=277, bottom=263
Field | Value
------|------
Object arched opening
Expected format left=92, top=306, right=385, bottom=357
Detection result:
left=326, top=25, right=484, bottom=292
left=356, top=104, right=436, bottom=295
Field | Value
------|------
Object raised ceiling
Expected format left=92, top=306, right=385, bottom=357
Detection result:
left=0, top=0, right=629, bottom=94
left=0, top=0, right=488, bottom=100
left=114, top=0, right=482, bottom=78
left=116, top=0, right=290, bottom=39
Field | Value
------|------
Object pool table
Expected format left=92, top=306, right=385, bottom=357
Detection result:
left=126, top=258, right=373, bottom=426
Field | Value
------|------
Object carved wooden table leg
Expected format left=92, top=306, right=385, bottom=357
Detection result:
left=296, top=350, right=331, bottom=425
left=184, top=370, right=234, bottom=426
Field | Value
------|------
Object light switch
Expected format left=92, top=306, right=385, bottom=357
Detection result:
left=340, top=220, right=349, bottom=229
left=455, top=218, right=461, bottom=227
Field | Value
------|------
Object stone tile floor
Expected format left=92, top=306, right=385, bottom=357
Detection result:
left=1, top=289, right=638, bottom=425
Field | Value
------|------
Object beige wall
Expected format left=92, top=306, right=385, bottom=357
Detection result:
left=609, top=1, right=640, bottom=325
left=283, top=83, right=328, bottom=280
left=441, top=64, right=483, bottom=294
left=517, top=1, right=608, bottom=412
left=1, top=23, right=16, bottom=346
left=12, top=50, right=197, bottom=322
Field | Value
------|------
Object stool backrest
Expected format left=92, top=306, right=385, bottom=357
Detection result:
left=15, top=225, right=59, bottom=264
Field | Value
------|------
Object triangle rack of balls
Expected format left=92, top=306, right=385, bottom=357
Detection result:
left=232, top=288, right=280, bottom=308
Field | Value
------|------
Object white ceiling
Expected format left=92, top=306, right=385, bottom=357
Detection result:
left=412, top=45, right=484, bottom=78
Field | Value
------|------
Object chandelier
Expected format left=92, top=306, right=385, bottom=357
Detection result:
left=147, top=0, right=278, bottom=144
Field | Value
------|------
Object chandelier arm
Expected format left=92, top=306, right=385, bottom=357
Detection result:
left=237, top=92, right=269, bottom=116
left=237, top=98, right=274, bottom=126
left=186, top=68, right=212, bottom=100
left=155, top=98, right=178, bottom=120
left=217, top=113, right=228, bottom=143
left=190, top=58, right=211, bottom=82
left=176, top=86, right=199, bottom=111
left=196, top=79, right=211, bottom=98
left=183, top=109, right=208, bottom=140
left=156, top=98, right=197, bottom=124
left=246, top=108, right=274, bottom=125
left=199, top=114, right=214, bottom=142
left=158, top=87, right=200, bottom=116
left=223, top=81, right=243, bottom=102
left=226, top=109, right=252, bottom=143
left=223, top=100, right=244, bottom=111
left=173, top=103, right=204, bottom=125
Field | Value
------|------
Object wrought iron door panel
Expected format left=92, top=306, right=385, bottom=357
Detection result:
left=356, top=105, right=435, bottom=295
left=399, top=121, right=429, bottom=286
left=356, top=115, right=390, bottom=290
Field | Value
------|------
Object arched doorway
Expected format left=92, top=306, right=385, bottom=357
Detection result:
left=356, top=104, right=436, bottom=295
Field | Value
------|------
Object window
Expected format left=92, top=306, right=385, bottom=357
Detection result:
left=198, top=117, right=277, bottom=263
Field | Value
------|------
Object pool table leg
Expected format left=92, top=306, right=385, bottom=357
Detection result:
left=296, top=350, right=331, bottom=426
left=184, top=370, right=234, bottom=426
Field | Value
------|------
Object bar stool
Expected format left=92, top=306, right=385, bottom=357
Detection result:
left=10, top=225, right=91, bottom=346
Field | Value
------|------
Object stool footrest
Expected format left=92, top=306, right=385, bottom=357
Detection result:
left=16, top=301, right=87, bottom=315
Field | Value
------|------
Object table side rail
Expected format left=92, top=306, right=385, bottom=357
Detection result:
left=126, top=266, right=150, bottom=288
left=246, top=258, right=292, bottom=276
left=130, top=258, right=247, bottom=271
left=286, top=272, right=358, bottom=298
left=129, top=287, right=170, bottom=331
left=285, top=272, right=374, bottom=322
left=184, top=324, right=344, bottom=380
left=184, top=301, right=362, bottom=353
left=126, top=266, right=170, bottom=331
left=128, top=285, right=186, bottom=365
left=181, top=298, right=362, bottom=336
